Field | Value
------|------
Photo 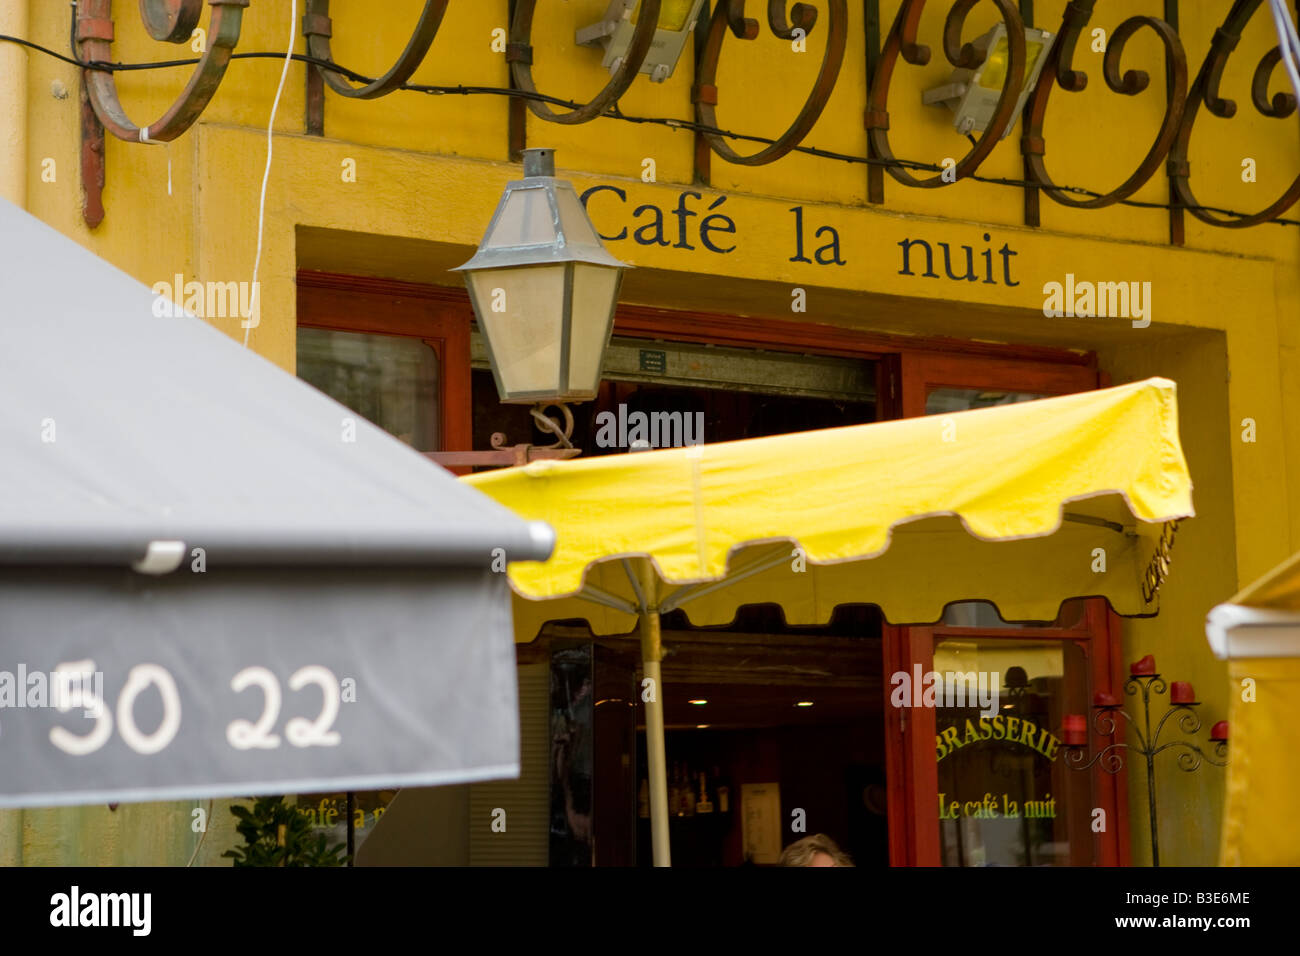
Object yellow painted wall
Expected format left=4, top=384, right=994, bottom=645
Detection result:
left=4, top=1, right=1298, bottom=866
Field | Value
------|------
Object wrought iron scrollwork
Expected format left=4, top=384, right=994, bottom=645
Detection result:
left=1066, top=673, right=1227, bottom=866
left=69, top=0, right=1300, bottom=234
left=77, top=0, right=248, bottom=143
left=694, top=0, right=848, bottom=165
left=868, top=0, right=1028, bottom=188
left=1023, top=2, right=1187, bottom=209
left=1170, top=0, right=1300, bottom=228
left=1063, top=740, right=1126, bottom=774
left=1253, top=46, right=1298, bottom=117
left=508, top=0, right=663, bottom=125
left=302, top=0, right=449, bottom=99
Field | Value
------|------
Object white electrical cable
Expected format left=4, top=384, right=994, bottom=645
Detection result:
left=185, top=798, right=214, bottom=867
left=1270, top=0, right=1300, bottom=102
left=1270, top=1, right=1300, bottom=91
left=244, top=0, right=298, bottom=349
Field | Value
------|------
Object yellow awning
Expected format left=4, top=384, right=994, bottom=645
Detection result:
left=466, top=377, right=1193, bottom=638
left=1207, top=551, right=1300, bottom=865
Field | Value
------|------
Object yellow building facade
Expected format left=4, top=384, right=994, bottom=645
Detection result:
left=1, top=0, right=1296, bottom=866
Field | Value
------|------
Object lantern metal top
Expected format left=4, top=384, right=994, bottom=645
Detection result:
left=521, top=147, right=555, bottom=178
left=452, top=150, right=630, bottom=273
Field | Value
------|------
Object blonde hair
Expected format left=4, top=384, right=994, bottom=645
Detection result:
left=778, top=833, right=855, bottom=867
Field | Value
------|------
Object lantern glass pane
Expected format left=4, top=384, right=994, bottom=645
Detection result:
left=483, top=185, right=558, bottom=249
left=468, top=265, right=565, bottom=399
left=565, top=263, right=620, bottom=396
left=553, top=184, right=603, bottom=250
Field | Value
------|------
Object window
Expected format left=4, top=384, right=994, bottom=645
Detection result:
left=933, top=635, right=1095, bottom=866
left=295, top=272, right=472, bottom=455
left=297, top=328, right=441, bottom=451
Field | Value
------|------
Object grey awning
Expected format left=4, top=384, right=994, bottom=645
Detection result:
left=0, top=199, right=552, bottom=808
left=0, top=199, right=552, bottom=568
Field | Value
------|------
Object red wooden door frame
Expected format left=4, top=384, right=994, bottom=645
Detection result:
left=889, top=350, right=1130, bottom=866
left=897, top=350, right=1100, bottom=418
left=883, top=623, right=941, bottom=866
left=891, top=612, right=1129, bottom=866
left=295, top=271, right=473, bottom=466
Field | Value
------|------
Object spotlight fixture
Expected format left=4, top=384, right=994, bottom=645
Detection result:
left=922, top=23, right=1056, bottom=138
left=577, top=0, right=708, bottom=83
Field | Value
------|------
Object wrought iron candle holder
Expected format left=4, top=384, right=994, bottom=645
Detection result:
left=1064, top=671, right=1227, bottom=867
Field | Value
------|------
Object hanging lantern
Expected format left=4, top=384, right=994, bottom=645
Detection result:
left=453, top=148, right=630, bottom=404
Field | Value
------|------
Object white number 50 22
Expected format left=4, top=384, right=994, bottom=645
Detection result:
left=227, top=665, right=341, bottom=750
left=49, top=660, right=181, bottom=757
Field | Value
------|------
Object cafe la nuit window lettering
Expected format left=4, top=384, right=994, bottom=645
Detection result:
left=934, top=638, right=1094, bottom=867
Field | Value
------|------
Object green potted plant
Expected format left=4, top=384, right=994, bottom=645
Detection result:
left=223, top=796, right=349, bottom=867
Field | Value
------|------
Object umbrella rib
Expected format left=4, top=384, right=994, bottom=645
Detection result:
left=576, top=581, right=640, bottom=616
left=659, top=547, right=794, bottom=613
left=621, top=558, right=649, bottom=614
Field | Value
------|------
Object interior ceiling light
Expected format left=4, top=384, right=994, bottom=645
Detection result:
left=577, top=0, right=708, bottom=83
left=922, top=23, right=1056, bottom=138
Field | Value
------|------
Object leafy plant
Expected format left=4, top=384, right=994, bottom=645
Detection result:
left=223, top=796, right=349, bottom=867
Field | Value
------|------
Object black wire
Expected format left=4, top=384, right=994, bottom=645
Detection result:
left=2, top=31, right=83, bottom=68
left=4, top=30, right=1297, bottom=228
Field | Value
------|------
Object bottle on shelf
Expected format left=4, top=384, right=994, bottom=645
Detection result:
left=696, top=769, right=713, bottom=814
left=668, top=765, right=681, bottom=817
left=638, top=778, right=650, bottom=819
left=714, top=765, right=730, bottom=814
left=682, top=762, right=696, bottom=816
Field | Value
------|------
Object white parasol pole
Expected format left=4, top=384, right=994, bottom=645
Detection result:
left=637, top=560, right=671, bottom=866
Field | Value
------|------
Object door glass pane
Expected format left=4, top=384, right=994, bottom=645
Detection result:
left=940, top=598, right=1085, bottom=629
left=933, top=637, right=1096, bottom=866
left=297, top=328, right=440, bottom=451
left=925, top=388, right=1045, bottom=415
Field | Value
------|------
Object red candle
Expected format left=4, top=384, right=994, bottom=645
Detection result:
left=1211, top=721, right=1229, bottom=742
left=1130, top=654, right=1156, bottom=675
left=1169, top=681, right=1195, bottom=704
left=1063, top=714, right=1088, bottom=747
left=1093, top=692, right=1119, bottom=708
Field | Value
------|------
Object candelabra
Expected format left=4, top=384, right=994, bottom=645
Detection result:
left=1063, top=660, right=1228, bottom=867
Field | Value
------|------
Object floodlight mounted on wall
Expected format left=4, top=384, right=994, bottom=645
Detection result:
left=922, top=23, right=1056, bottom=138
left=577, top=0, right=708, bottom=82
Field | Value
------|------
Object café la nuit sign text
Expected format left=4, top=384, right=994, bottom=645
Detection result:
left=580, top=186, right=1021, bottom=286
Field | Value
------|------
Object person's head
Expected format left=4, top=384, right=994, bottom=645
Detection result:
left=778, top=834, right=854, bottom=867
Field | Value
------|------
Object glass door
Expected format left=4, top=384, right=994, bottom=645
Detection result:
left=884, top=350, right=1128, bottom=866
